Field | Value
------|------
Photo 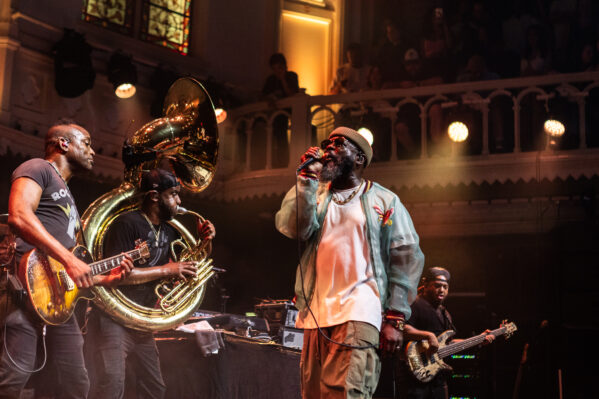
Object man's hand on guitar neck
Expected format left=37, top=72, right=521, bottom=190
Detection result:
left=93, top=255, right=135, bottom=287
left=480, top=329, right=495, bottom=346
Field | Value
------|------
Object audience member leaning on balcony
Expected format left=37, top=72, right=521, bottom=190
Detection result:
left=421, top=7, right=454, bottom=82
left=386, top=49, right=447, bottom=157
left=262, top=53, right=300, bottom=100
left=374, top=20, right=408, bottom=86
left=578, top=41, right=599, bottom=72
left=520, top=24, right=552, bottom=76
left=330, top=43, right=370, bottom=94
left=262, top=53, right=300, bottom=168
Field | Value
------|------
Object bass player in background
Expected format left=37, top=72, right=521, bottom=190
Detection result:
left=0, top=118, right=133, bottom=399
left=396, top=267, right=494, bottom=399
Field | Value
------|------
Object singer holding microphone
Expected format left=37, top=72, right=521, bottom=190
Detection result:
left=276, top=126, right=425, bottom=399
left=84, top=168, right=215, bottom=399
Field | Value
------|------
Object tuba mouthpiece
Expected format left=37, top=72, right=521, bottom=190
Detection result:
left=176, top=206, right=189, bottom=215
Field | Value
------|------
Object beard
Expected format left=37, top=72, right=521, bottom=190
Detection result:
left=158, top=199, right=177, bottom=221
left=319, top=156, right=354, bottom=182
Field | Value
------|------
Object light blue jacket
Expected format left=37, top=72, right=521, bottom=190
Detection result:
left=275, top=177, right=425, bottom=320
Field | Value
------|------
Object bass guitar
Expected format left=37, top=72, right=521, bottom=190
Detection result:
left=18, top=240, right=150, bottom=325
left=405, top=320, right=517, bottom=382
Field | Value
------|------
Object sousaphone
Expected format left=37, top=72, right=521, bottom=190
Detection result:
left=80, top=77, right=218, bottom=331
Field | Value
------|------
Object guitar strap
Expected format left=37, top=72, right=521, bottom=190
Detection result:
left=440, top=305, right=456, bottom=333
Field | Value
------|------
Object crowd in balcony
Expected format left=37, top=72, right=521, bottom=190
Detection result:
left=245, top=1, right=599, bottom=169
left=333, top=0, right=599, bottom=94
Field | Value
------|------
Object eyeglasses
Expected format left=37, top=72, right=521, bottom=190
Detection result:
left=320, top=136, right=348, bottom=150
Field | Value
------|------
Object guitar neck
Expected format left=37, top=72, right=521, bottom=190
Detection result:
left=88, top=248, right=145, bottom=276
left=437, top=327, right=507, bottom=358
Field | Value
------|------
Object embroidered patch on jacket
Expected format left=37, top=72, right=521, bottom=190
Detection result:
left=373, top=205, right=394, bottom=226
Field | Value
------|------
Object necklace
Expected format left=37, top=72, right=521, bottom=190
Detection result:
left=47, top=161, right=69, bottom=189
left=47, top=160, right=75, bottom=202
left=331, top=179, right=364, bottom=205
left=140, top=211, right=161, bottom=247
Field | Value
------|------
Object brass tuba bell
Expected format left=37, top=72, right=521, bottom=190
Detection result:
left=80, top=77, right=218, bottom=332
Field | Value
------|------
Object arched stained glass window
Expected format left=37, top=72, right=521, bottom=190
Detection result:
left=141, top=0, right=191, bottom=55
left=82, top=0, right=134, bottom=34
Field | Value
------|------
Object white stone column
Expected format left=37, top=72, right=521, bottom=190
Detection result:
left=0, top=34, right=20, bottom=126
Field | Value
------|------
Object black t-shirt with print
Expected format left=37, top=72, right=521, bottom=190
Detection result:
left=399, top=295, right=457, bottom=387
left=407, top=295, right=456, bottom=337
left=11, top=158, right=80, bottom=262
left=103, top=210, right=180, bottom=308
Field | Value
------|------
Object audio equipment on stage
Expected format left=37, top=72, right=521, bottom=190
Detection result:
left=189, top=310, right=270, bottom=336
left=254, top=299, right=298, bottom=336
left=280, top=326, right=304, bottom=350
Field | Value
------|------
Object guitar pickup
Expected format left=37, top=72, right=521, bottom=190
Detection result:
left=59, top=269, right=75, bottom=291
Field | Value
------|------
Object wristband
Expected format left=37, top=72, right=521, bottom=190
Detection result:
left=385, top=318, right=405, bottom=331
left=299, top=171, right=318, bottom=180
left=384, top=310, right=405, bottom=331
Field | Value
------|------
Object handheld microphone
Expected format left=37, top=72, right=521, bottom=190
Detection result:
left=296, top=149, right=324, bottom=173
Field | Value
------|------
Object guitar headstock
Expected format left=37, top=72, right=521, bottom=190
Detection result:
left=501, top=320, right=517, bottom=339
left=134, top=239, right=151, bottom=263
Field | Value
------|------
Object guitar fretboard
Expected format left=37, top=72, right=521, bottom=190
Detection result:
left=89, top=248, right=146, bottom=276
left=437, top=327, right=507, bottom=358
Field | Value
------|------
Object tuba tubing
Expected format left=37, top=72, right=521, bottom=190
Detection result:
left=81, top=77, right=218, bottom=332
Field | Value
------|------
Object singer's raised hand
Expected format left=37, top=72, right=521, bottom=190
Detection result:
left=298, top=147, right=323, bottom=174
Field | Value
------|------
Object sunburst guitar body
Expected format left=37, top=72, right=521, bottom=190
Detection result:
left=18, top=240, right=149, bottom=325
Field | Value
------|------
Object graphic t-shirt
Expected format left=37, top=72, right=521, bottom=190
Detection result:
left=11, top=158, right=80, bottom=261
left=103, top=210, right=179, bottom=308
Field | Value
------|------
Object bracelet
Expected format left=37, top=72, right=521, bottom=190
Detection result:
left=299, top=171, right=318, bottom=180
left=384, top=310, right=406, bottom=331
left=385, top=317, right=405, bottom=331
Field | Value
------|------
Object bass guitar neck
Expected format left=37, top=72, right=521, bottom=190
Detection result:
left=405, top=321, right=517, bottom=382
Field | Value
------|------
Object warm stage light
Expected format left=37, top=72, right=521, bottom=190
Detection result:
left=108, top=52, right=137, bottom=99
left=357, top=127, right=374, bottom=145
left=215, top=108, right=227, bottom=124
left=115, top=83, right=136, bottom=99
left=447, top=121, right=468, bottom=142
left=544, top=119, right=565, bottom=137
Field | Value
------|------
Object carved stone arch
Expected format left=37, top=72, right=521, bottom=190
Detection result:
left=423, top=94, right=449, bottom=113
left=582, top=81, right=599, bottom=94
left=515, top=86, right=548, bottom=105
left=555, top=83, right=581, bottom=99
left=487, top=88, right=514, bottom=102
left=310, top=105, right=337, bottom=146
left=268, top=109, right=291, bottom=125
left=248, top=113, right=269, bottom=170
left=395, top=97, right=422, bottom=112
left=267, top=109, right=292, bottom=169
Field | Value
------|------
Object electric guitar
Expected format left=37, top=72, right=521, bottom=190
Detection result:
left=18, top=240, right=150, bottom=325
left=405, top=320, right=517, bottom=382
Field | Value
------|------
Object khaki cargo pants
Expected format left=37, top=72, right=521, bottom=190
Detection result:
left=300, top=321, right=381, bottom=399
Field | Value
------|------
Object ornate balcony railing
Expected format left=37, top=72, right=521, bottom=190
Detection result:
left=218, top=71, right=599, bottom=201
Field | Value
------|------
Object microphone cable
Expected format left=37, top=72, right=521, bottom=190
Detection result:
left=2, top=269, right=48, bottom=373
left=293, top=172, right=376, bottom=350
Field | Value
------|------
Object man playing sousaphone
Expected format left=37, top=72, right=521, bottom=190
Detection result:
left=85, top=168, right=215, bottom=399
